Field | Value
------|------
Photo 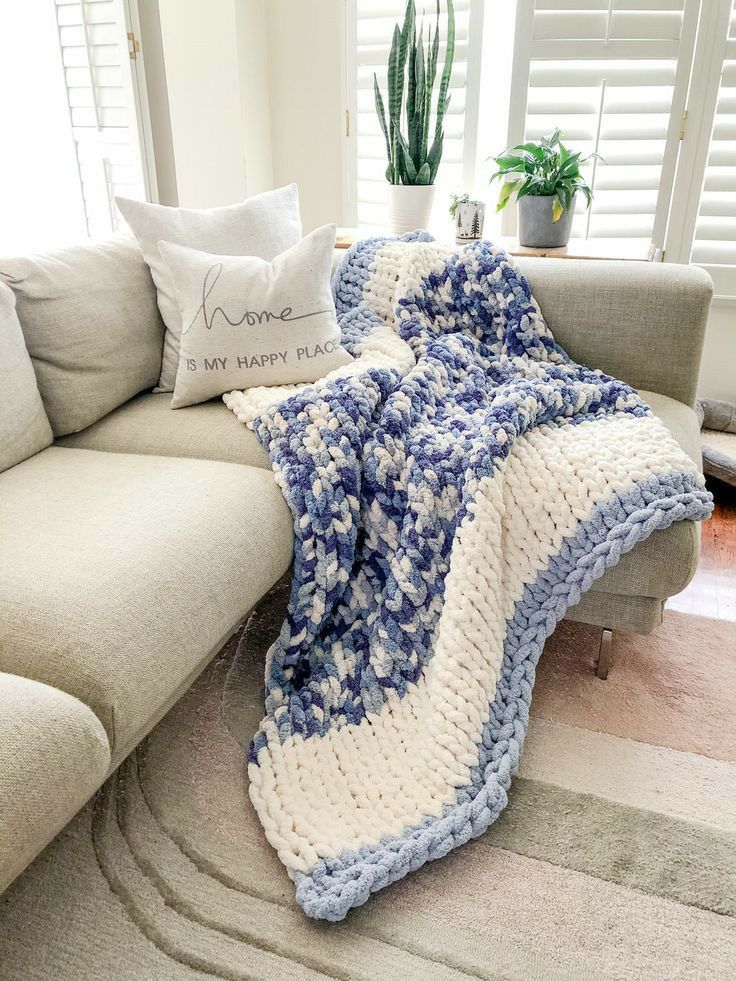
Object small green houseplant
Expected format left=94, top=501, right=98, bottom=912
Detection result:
left=448, top=192, right=470, bottom=219
left=489, top=129, right=599, bottom=248
left=373, top=0, right=455, bottom=233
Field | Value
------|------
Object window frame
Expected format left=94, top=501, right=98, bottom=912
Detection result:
left=663, top=0, right=733, bottom=296
left=121, top=0, right=159, bottom=204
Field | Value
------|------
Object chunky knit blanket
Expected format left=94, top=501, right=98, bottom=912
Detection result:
left=224, top=235, right=712, bottom=922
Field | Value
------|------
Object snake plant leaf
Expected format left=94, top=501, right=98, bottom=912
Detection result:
left=387, top=25, right=402, bottom=123
left=410, top=36, right=425, bottom=168
left=416, top=162, right=431, bottom=185
left=423, top=13, right=439, bottom=163
left=427, top=131, right=443, bottom=182
left=373, top=75, right=392, bottom=176
left=393, top=123, right=418, bottom=183
left=399, top=0, right=415, bottom=70
left=387, top=24, right=403, bottom=183
left=421, top=47, right=431, bottom=165
left=406, top=25, right=417, bottom=129
left=434, top=0, right=455, bottom=143
left=396, top=0, right=414, bottom=175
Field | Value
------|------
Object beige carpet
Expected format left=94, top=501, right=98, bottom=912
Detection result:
left=1, top=579, right=734, bottom=980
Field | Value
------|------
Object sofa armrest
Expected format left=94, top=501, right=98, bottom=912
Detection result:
left=516, top=258, right=713, bottom=406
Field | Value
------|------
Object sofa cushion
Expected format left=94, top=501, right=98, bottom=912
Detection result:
left=57, top=389, right=699, bottom=604
left=117, top=184, right=302, bottom=393
left=0, top=447, right=293, bottom=763
left=0, top=283, right=52, bottom=472
left=0, top=672, right=110, bottom=893
left=56, top=392, right=269, bottom=469
left=0, top=237, right=164, bottom=437
left=161, top=225, right=351, bottom=408
left=565, top=591, right=666, bottom=635
left=587, top=389, right=701, bottom=601
left=517, top=258, right=712, bottom=407
left=639, top=390, right=702, bottom=466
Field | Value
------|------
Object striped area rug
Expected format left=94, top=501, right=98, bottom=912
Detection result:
left=0, top=578, right=734, bottom=979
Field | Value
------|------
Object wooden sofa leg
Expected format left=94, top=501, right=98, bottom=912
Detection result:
left=596, top=628, right=613, bottom=680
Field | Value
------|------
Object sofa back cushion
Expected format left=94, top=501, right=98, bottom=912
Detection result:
left=515, top=257, right=713, bottom=406
left=0, top=237, right=164, bottom=436
left=0, top=283, right=53, bottom=471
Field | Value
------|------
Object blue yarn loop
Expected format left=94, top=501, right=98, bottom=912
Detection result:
left=246, top=235, right=713, bottom=920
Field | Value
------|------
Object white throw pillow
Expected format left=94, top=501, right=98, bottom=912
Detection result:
left=116, top=184, right=302, bottom=392
left=159, top=224, right=352, bottom=409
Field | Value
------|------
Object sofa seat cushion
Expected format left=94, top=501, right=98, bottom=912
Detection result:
left=0, top=672, right=110, bottom=893
left=56, top=392, right=269, bottom=470
left=587, top=390, right=701, bottom=601
left=58, top=389, right=700, bottom=606
left=0, top=447, right=293, bottom=763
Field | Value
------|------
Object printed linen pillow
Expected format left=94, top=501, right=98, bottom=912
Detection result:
left=159, top=223, right=352, bottom=409
left=116, top=184, right=301, bottom=392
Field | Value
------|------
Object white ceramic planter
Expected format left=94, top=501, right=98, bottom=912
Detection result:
left=389, top=184, right=436, bottom=235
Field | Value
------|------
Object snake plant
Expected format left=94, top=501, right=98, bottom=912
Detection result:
left=373, top=0, right=455, bottom=186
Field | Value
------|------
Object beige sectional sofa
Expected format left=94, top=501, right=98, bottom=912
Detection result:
left=0, top=239, right=293, bottom=894
left=0, top=237, right=711, bottom=895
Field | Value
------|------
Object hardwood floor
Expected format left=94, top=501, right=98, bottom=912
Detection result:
left=667, top=478, right=736, bottom=622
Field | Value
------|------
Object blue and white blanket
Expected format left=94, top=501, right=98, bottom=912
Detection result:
left=225, top=235, right=712, bottom=921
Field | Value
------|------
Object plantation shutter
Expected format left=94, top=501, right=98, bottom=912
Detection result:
left=505, top=0, right=699, bottom=247
left=689, top=1, right=736, bottom=296
left=347, top=0, right=483, bottom=230
left=55, top=0, right=155, bottom=238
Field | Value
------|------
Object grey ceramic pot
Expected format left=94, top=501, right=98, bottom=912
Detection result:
left=518, top=194, right=575, bottom=248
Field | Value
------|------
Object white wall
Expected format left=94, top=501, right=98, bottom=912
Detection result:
left=143, top=0, right=326, bottom=212
left=0, top=1, right=86, bottom=252
left=154, top=0, right=248, bottom=208
left=236, top=0, right=274, bottom=196
left=698, top=303, right=736, bottom=402
left=264, top=0, right=346, bottom=231
left=137, top=0, right=178, bottom=205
